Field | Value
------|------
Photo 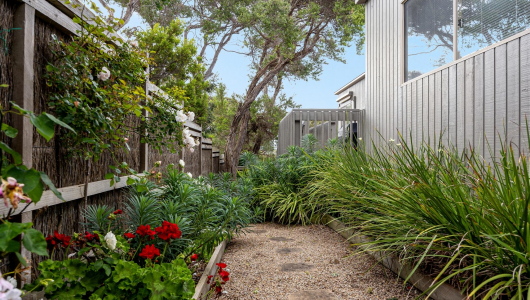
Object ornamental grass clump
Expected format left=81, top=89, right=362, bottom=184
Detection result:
left=308, top=131, right=530, bottom=298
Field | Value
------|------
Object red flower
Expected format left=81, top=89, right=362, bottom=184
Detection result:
left=53, top=231, right=71, bottom=248
left=113, top=209, right=123, bottom=215
left=207, top=275, right=213, bottom=284
left=190, top=254, right=198, bottom=261
left=85, top=231, right=99, bottom=242
left=219, top=270, right=230, bottom=282
left=136, top=225, right=156, bottom=239
left=155, top=221, right=182, bottom=241
left=124, top=233, right=136, bottom=239
left=215, top=286, right=223, bottom=294
left=216, top=263, right=227, bottom=269
left=139, top=244, right=160, bottom=260
left=45, top=236, right=57, bottom=250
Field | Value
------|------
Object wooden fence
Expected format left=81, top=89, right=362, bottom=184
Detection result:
left=1, top=0, right=225, bottom=282
left=277, top=109, right=365, bottom=155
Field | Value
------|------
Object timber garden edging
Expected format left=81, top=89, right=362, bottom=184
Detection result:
left=322, top=215, right=466, bottom=300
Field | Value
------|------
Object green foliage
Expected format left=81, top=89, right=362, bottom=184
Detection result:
left=46, top=17, right=148, bottom=162
left=82, top=205, right=120, bottom=234
left=135, top=20, right=209, bottom=125
left=0, top=222, right=47, bottom=266
left=28, top=257, right=194, bottom=300
left=121, top=167, right=252, bottom=260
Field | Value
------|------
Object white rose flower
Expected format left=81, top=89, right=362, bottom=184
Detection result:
left=187, top=112, right=195, bottom=122
left=104, top=232, right=117, bottom=251
left=97, top=67, right=111, bottom=81
left=182, top=127, right=190, bottom=137
left=185, top=136, right=195, bottom=146
left=176, top=110, right=188, bottom=123
left=179, top=159, right=185, bottom=167
left=187, top=172, right=193, bottom=178
left=190, top=148, right=195, bottom=153
left=389, top=139, right=395, bottom=142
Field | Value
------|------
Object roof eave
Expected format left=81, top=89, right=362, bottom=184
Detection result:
left=334, top=73, right=366, bottom=95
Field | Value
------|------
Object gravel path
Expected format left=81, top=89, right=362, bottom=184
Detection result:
left=218, top=223, right=422, bottom=300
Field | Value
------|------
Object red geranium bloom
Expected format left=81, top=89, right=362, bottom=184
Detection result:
left=124, top=233, right=136, bottom=239
left=136, top=225, right=156, bottom=239
left=45, top=236, right=57, bottom=249
left=85, top=231, right=99, bottom=242
left=53, top=231, right=71, bottom=248
left=219, top=270, right=230, bottom=282
left=190, top=254, right=198, bottom=261
left=215, top=286, right=223, bottom=294
left=113, top=209, right=123, bottom=215
left=207, top=275, right=213, bottom=284
left=155, top=221, right=182, bottom=241
left=216, top=263, right=227, bottom=269
left=139, top=244, right=160, bottom=260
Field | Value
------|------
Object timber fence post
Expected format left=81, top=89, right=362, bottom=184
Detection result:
left=12, top=2, right=36, bottom=286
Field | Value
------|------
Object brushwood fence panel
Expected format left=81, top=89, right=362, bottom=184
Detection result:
left=1, top=0, right=226, bottom=282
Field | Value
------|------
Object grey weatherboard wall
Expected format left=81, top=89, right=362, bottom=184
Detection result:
left=363, top=0, right=530, bottom=161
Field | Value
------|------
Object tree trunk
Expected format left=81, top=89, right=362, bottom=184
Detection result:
left=224, top=103, right=252, bottom=176
left=252, top=134, right=262, bottom=154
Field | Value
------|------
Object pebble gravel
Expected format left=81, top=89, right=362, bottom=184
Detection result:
left=218, top=223, right=423, bottom=300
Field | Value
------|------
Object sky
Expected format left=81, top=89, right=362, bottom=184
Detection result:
left=99, top=2, right=366, bottom=110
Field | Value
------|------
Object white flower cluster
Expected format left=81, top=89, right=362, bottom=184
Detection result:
left=182, top=127, right=199, bottom=153
left=175, top=110, right=195, bottom=123
left=97, top=67, right=110, bottom=81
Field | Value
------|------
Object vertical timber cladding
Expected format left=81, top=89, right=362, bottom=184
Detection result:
left=364, top=0, right=530, bottom=157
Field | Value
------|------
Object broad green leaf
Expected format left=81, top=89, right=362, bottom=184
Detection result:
left=15, top=252, right=27, bottom=267
left=1, top=124, right=18, bottom=138
left=0, top=222, right=32, bottom=251
left=43, top=113, right=76, bottom=134
left=104, top=173, right=114, bottom=180
left=10, top=102, right=30, bottom=115
left=40, top=171, right=64, bottom=201
left=6, top=239, right=21, bottom=252
left=30, top=114, right=55, bottom=142
left=23, top=229, right=48, bottom=256
left=0, top=142, right=21, bottom=165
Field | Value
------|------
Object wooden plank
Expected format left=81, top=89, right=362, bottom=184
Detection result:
left=495, top=44, right=507, bottom=157
left=441, top=69, right=449, bottom=147
left=422, top=77, right=429, bottom=145
left=0, top=175, right=136, bottom=217
left=507, top=39, right=520, bottom=148
left=484, top=49, right=496, bottom=160
left=12, top=3, right=35, bottom=286
left=428, top=74, right=435, bottom=149
left=456, top=62, right=465, bottom=154
left=447, top=65, right=460, bottom=149
left=521, top=35, right=530, bottom=154
left=475, top=53, right=485, bottom=158
left=12, top=3, right=35, bottom=170
left=417, top=78, right=423, bottom=146
left=465, top=58, right=475, bottom=150
left=411, top=81, right=417, bottom=147
left=21, top=0, right=81, bottom=35
left=435, top=72, right=442, bottom=149
left=407, top=83, right=412, bottom=143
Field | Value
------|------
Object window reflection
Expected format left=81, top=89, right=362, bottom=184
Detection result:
left=458, top=0, right=530, bottom=58
left=405, top=0, right=454, bottom=81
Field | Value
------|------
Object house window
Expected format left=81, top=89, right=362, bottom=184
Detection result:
left=405, top=0, right=530, bottom=82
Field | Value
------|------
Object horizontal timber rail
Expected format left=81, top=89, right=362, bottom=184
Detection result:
left=277, top=109, right=365, bottom=156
